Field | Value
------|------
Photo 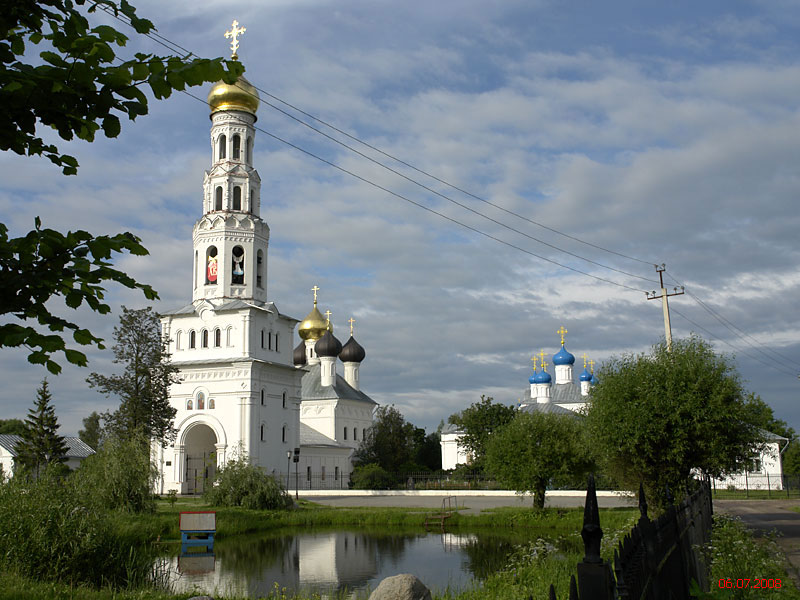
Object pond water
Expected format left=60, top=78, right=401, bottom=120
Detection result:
left=159, top=528, right=537, bottom=598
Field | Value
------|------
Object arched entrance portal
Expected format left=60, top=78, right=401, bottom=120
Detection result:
left=184, top=424, right=217, bottom=494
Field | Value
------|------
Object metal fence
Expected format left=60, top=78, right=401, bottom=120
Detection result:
left=548, top=476, right=713, bottom=600
left=711, top=473, right=800, bottom=497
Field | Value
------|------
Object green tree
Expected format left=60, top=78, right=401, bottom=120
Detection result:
left=14, top=379, right=69, bottom=477
left=78, top=411, right=103, bottom=450
left=0, top=419, right=25, bottom=436
left=741, top=393, right=795, bottom=441
left=87, top=306, right=178, bottom=446
left=204, top=451, right=292, bottom=510
left=448, top=395, right=515, bottom=471
left=485, top=411, right=589, bottom=509
left=782, top=441, right=800, bottom=476
left=585, top=336, right=761, bottom=510
left=354, top=405, right=416, bottom=473
left=72, top=432, right=156, bottom=513
left=0, top=0, right=242, bottom=374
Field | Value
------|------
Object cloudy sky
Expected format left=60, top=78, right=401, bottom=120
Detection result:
left=2, top=0, right=799, bottom=437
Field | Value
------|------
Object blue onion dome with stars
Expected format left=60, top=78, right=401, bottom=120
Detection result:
left=553, top=345, right=575, bottom=365
left=552, top=326, right=575, bottom=365
left=534, top=369, right=551, bottom=384
left=528, top=372, right=537, bottom=384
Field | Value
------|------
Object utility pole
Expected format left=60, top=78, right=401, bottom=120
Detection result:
left=645, top=264, right=684, bottom=351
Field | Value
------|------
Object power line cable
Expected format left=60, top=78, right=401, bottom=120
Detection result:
left=665, top=271, right=800, bottom=371
left=102, top=8, right=800, bottom=378
left=671, top=307, right=798, bottom=378
left=100, top=6, right=660, bottom=286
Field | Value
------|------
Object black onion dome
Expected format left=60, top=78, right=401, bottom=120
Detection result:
left=315, top=330, right=342, bottom=358
left=339, top=336, right=366, bottom=363
left=293, top=341, right=307, bottom=366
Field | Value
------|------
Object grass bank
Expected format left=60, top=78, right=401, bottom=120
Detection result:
left=124, top=497, right=639, bottom=543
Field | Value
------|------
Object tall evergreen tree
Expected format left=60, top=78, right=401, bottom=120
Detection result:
left=87, top=307, right=179, bottom=447
left=14, top=379, right=69, bottom=477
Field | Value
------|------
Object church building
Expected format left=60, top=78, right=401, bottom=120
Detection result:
left=153, top=26, right=376, bottom=494
left=441, top=328, right=594, bottom=470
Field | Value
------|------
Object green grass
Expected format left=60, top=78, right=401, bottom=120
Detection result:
left=693, top=514, right=800, bottom=599
left=712, top=489, right=799, bottom=500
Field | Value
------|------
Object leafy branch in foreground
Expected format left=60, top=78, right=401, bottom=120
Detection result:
left=0, top=219, right=156, bottom=373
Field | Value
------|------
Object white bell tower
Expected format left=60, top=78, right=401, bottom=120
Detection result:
left=191, top=33, right=267, bottom=305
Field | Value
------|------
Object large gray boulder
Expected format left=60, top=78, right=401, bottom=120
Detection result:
left=368, top=574, right=432, bottom=600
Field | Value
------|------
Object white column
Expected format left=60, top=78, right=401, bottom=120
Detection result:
left=242, top=313, right=251, bottom=357
left=555, top=364, right=573, bottom=385
left=305, top=339, right=320, bottom=366
left=320, top=356, right=336, bottom=386
left=240, top=395, right=252, bottom=456
left=343, top=362, right=359, bottom=390
left=215, top=443, right=227, bottom=469
left=174, top=445, right=185, bottom=483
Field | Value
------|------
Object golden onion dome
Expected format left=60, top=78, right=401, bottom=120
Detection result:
left=207, top=74, right=260, bottom=116
left=298, top=304, right=333, bottom=342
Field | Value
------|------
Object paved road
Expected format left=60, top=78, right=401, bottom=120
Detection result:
left=307, top=493, right=637, bottom=514
left=715, top=499, right=800, bottom=587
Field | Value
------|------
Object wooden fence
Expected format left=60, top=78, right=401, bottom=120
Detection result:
left=549, top=475, right=712, bottom=600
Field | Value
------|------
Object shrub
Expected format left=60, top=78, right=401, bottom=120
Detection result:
left=72, top=432, right=157, bottom=513
left=0, top=469, right=154, bottom=587
left=204, top=455, right=292, bottom=510
left=351, top=463, right=394, bottom=489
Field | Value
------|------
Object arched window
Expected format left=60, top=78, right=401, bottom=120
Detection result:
left=209, top=398, right=215, bottom=409
left=282, top=391, right=286, bottom=409
left=218, top=134, right=226, bottom=160
left=363, top=428, right=367, bottom=441
left=193, top=251, right=198, bottom=289
left=214, top=328, right=221, bottom=347
left=232, top=134, right=241, bottom=160
left=307, top=466, right=311, bottom=482
left=226, top=326, right=233, bottom=347
left=260, top=389, right=264, bottom=405
left=197, top=392, right=205, bottom=410
left=282, top=425, right=287, bottom=443
left=206, top=246, right=218, bottom=285
left=274, top=332, right=279, bottom=352
left=260, top=424, right=264, bottom=442
left=321, top=466, right=326, bottom=481
left=189, top=330, right=196, bottom=349
left=249, top=189, right=254, bottom=213
left=260, top=329, right=265, bottom=349
left=231, top=246, right=244, bottom=285
left=186, top=399, right=193, bottom=410
left=246, top=138, right=252, bottom=163
left=268, top=331, right=272, bottom=350
left=335, top=466, right=339, bottom=481
left=215, top=186, right=223, bottom=211
left=233, top=186, right=241, bottom=210
left=353, top=427, right=357, bottom=441
left=257, top=250, right=264, bottom=288
left=175, top=331, right=182, bottom=351
left=201, top=329, right=209, bottom=348
left=343, top=427, right=348, bottom=441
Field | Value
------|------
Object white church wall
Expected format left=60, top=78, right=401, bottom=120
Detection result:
left=441, top=432, right=469, bottom=470
left=713, top=442, right=785, bottom=491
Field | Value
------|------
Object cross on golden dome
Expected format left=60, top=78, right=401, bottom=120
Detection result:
left=224, top=20, right=246, bottom=59
left=311, top=285, right=319, bottom=305
left=325, top=310, right=332, bottom=325
left=557, top=326, right=568, bottom=345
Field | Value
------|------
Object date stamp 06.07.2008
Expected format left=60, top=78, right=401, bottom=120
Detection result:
left=718, top=578, right=781, bottom=589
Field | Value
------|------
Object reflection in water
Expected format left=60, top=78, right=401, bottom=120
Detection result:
left=163, top=529, right=533, bottom=598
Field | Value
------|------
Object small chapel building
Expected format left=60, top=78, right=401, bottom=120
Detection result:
left=441, top=329, right=593, bottom=470
left=153, top=41, right=376, bottom=494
